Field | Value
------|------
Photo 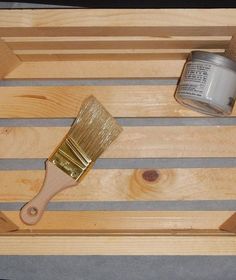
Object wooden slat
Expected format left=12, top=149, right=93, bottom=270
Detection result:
left=4, top=36, right=231, bottom=42
left=5, top=60, right=185, bottom=79
left=5, top=9, right=236, bottom=27
left=0, top=10, right=236, bottom=37
left=0, top=39, right=21, bottom=79
left=13, top=49, right=224, bottom=54
left=16, top=52, right=223, bottom=62
left=0, top=126, right=235, bottom=158
left=3, top=85, right=236, bottom=118
left=1, top=168, right=236, bottom=202
left=16, top=53, right=190, bottom=61
left=1, top=235, right=236, bottom=255
left=1, top=211, right=235, bottom=255
left=14, top=49, right=224, bottom=61
left=2, top=211, right=234, bottom=232
left=7, top=40, right=228, bottom=50
left=0, top=85, right=204, bottom=118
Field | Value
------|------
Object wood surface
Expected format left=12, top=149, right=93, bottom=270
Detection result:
left=0, top=126, right=236, bottom=158
left=0, top=39, right=21, bottom=79
left=2, top=211, right=234, bottom=232
left=0, top=10, right=235, bottom=27
left=0, top=235, right=236, bottom=255
left=0, top=85, right=196, bottom=118
left=7, top=39, right=228, bottom=50
left=1, top=8, right=236, bottom=254
left=3, top=36, right=230, bottom=42
left=1, top=168, right=236, bottom=202
left=14, top=52, right=220, bottom=62
left=0, top=9, right=236, bottom=37
left=3, top=85, right=236, bottom=117
left=5, top=60, right=185, bottom=79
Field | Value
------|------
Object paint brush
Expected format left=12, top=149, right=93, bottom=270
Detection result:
left=20, top=96, right=122, bottom=225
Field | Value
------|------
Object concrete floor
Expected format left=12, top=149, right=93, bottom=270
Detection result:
left=1, top=3, right=236, bottom=280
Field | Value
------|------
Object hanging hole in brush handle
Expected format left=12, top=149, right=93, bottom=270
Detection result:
left=20, top=161, right=77, bottom=225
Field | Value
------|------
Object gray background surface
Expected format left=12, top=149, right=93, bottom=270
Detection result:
left=1, top=2, right=236, bottom=280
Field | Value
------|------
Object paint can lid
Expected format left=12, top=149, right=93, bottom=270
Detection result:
left=188, top=51, right=236, bottom=73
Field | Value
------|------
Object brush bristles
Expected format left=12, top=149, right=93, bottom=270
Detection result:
left=68, top=96, right=122, bottom=162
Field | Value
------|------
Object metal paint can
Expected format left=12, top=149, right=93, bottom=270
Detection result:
left=175, top=51, right=236, bottom=116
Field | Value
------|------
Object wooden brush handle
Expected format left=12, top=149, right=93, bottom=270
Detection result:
left=20, top=160, right=76, bottom=225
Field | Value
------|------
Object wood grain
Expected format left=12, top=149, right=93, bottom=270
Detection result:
left=13, top=49, right=223, bottom=62
left=1, top=168, right=236, bottom=202
left=4, top=36, right=231, bottom=42
left=7, top=39, right=228, bottom=50
left=7, top=36, right=226, bottom=61
left=0, top=85, right=203, bottom=118
left=0, top=39, right=21, bottom=79
left=2, top=211, right=234, bottom=232
left=5, top=60, right=185, bottom=79
left=0, top=126, right=235, bottom=158
left=0, top=9, right=236, bottom=37
left=0, top=9, right=235, bottom=27
left=2, top=84, right=236, bottom=118
left=1, top=235, right=236, bottom=255
left=15, top=52, right=221, bottom=62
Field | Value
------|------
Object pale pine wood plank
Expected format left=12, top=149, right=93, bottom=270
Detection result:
left=14, top=49, right=223, bottom=62
left=0, top=85, right=205, bottom=118
left=0, top=126, right=235, bottom=158
left=2, top=211, right=233, bottom=232
left=3, top=36, right=231, bottom=42
left=3, top=84, right=236, bottom=118
left=13, top=48, right=224, bottom=55
left=0, top=9, right=235, bottom=27
left=0, top=10, right=236, bottom=37
left=0, top=235, right=236, bottom=255
left=16, top=53, right=190, bottom=61
left=5, top=60, right=185, bottom=79
left=1, top=169, right=236, bottom=202
left=0, top=38, right=21, bottom=79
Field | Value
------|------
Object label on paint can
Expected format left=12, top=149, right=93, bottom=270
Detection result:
left=178, top=62, right=213, bottom=98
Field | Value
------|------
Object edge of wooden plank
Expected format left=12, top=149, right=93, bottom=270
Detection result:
left=3, top=211, right=234, bottom=232
left=0, top=9, right=236, bottom=28
left=5, top=60, right=185, bottom=79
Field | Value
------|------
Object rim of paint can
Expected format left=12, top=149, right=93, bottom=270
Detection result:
left=188, top=51, right=236, bottom=73
left=176, top=96, right=230, bottom=116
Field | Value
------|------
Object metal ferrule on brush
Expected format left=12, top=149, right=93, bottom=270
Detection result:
left=49, top=136, right=93, bottom=181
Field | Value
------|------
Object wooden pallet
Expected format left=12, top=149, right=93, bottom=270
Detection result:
left=1, top=9, right=236, bottom=255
